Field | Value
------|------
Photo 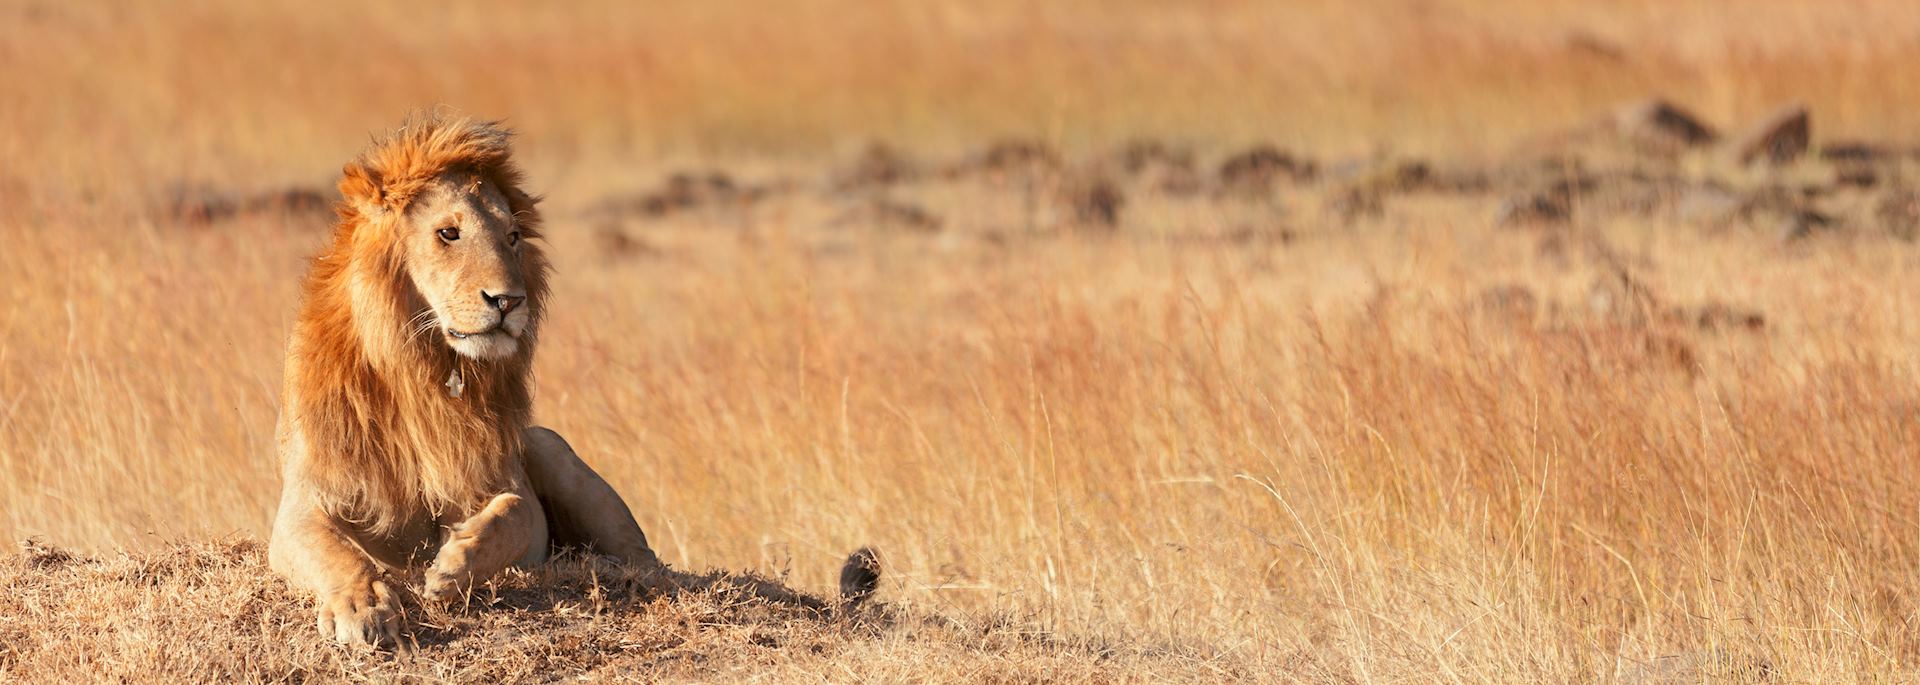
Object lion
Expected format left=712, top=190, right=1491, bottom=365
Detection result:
left=267, top=115, right=877, bottom=647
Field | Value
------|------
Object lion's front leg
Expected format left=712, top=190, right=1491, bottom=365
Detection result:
left=269, top=487, right=403, bottom=648
left=423, top=479, right=548, bottom=603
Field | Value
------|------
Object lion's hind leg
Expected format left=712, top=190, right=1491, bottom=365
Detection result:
left=522, top=426, right=663, bottom=569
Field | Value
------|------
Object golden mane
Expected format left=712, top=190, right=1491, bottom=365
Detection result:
left=281, top=115, right=550, bottom=534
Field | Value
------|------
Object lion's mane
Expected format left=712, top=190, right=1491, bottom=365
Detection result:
left=280, top=115, right=550, bottom=534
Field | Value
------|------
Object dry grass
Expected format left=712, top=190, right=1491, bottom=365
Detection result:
left=2, top=539, right=1236, bottom=682
left=6, top=0, right=1920, bottom=682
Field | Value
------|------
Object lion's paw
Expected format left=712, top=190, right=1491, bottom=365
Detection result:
left=423, top=537, right=477, bottom=603
left=316, top=578, right=401, bottom=648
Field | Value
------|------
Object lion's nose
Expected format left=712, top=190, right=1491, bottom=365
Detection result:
left=482, top=290, right=525, bottom=315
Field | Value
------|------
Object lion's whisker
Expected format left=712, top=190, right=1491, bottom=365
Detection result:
left=405, top=309, right=442, bottom=345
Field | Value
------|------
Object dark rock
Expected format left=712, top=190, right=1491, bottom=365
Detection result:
left=165, top=186, right=331, bottom=225
left=1687, top=302, right=1767, bottom=332
left=1105, top=139, right=1200, bottom=196
left=829, top=198, right=942, bottom=233
left=1775, top=208, right=1835, bottom=243
left=832, top=142, right=917, bottom=191
left=1819, top=141, right=1902, bottom=162
left=165, top=188, right=235, bottom=223
left=1612, top=99, right=1719, bottom=154
left=1059, top=176, right=1125, bottom=229
left=247, top=188, right=330, bottom=215
left=1378, top=160, right=1433, bottom=190
left=1495, top=177, right=1592, bottom=227
left=964, top=139, right=1061, bottom=176
left=1834, top=165, right=1879, bottom=188
left=593, top=171, right=766, bottom=219
left=1216, top=145, right=1314, bottom=199
left=670, top=172, right=737, bottom=204
left=1338, top=158, right=1489, bottom=195
left=1111, top=139, right=1194, bottom=176
left=1151, top=166, right=1206, bottom=196
left=1497, top=193, right=1572, bottom=226
left=593, top=225, right=659, bottom=260
left=1326, top=187, right=1384, bottom=223
left=1731, top=104, right=1811, bottom=166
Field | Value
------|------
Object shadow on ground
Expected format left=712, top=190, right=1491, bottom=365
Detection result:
left=0, top=539, right=1239, bottom=683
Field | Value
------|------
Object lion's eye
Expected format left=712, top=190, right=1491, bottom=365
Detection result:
left=437, top=227, right=460, bottom=242
left=507, top=231, right=521, bottom=247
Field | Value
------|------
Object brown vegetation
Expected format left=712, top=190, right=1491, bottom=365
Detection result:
left=8, top=1, right=1920, bottom=682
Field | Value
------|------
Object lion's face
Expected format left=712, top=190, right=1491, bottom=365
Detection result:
left=401, top=170, right=534, bottom=361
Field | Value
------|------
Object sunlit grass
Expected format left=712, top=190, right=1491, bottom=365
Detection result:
left=5, top=1, right=1920, bottom=680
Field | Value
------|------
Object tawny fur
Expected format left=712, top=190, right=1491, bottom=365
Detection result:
left=282, top=115, right=550, bottom=535
left=268, top=114, right=859, bottom=648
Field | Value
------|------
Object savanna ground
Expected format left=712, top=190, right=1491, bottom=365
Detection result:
left=5, top=1, right=1920, bottom=682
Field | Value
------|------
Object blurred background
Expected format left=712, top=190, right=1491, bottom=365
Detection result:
left=9, top=1, right=1920, bottom=187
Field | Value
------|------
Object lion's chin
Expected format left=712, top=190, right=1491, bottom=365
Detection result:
left=446, top=331, right=519, bottom=360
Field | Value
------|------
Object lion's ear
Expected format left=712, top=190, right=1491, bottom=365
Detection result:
left=500, top=184, right=542, bottom=226
left=338, top=162, right=387, bottom=217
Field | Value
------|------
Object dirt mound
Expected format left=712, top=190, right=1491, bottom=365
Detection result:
left=0, top=540, right=1235, bottom=683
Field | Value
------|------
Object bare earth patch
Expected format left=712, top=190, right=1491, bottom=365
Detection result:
left=0, top=540, right=1244, bottom=683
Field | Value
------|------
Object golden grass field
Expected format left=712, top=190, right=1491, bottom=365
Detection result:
left=5, top=0, right=1920, bottom=681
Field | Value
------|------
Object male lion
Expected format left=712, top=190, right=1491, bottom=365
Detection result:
left=269, top=115, right=877, bottom=647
